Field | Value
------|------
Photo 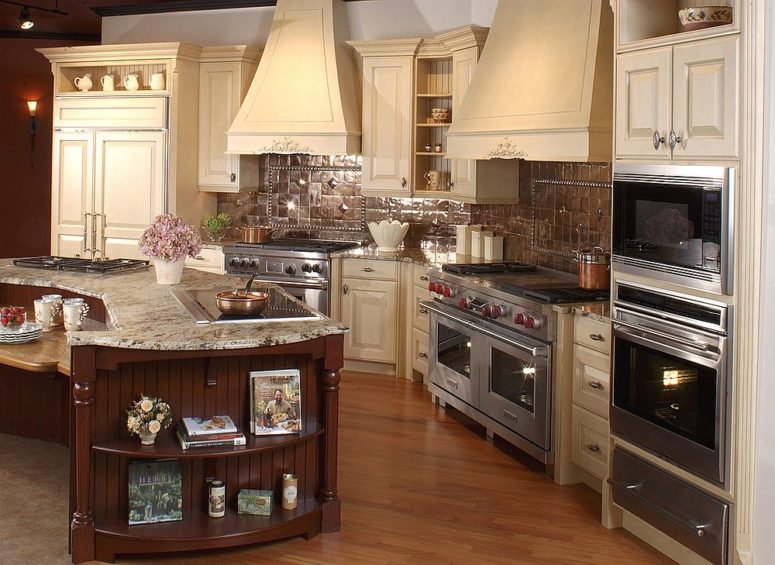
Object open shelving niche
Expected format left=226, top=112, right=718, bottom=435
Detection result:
left=413, top=55, right=453, bottom=198
left=616, top=0, right=738, bottom=51
left=55, top=60, right=172, bottom=95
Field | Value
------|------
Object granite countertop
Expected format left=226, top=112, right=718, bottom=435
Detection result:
left=572, top=303, right=611, bottom=322
left=0, top=262, right=347, bottom=351
left=332, top=237, right=467, bottom=270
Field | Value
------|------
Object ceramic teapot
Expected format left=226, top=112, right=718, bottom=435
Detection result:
left=123, top=73, right=140, bottom=91
left=74, top=74, right=93, bottom=92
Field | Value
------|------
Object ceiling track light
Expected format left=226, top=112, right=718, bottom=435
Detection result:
left=2, top=0, right=69, bottom=30
left=19, top=5, right=33, bottom=30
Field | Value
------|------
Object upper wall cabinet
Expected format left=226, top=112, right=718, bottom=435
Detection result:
left=615, top=0, right=739, bottom=52
left=198, top=46, right=262, bottom=193
left=616, top=35, right=738, bottom=161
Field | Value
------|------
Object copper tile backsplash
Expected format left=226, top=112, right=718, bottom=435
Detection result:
left=217, top=155, right=611, bottom=274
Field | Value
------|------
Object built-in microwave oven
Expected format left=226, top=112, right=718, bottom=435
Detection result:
left=612, top=164, right=734, bottom=295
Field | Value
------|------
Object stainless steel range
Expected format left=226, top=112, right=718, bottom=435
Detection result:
left=223, top=239, right=360, bottom=316
left=422, top=262, right=608, bottom=466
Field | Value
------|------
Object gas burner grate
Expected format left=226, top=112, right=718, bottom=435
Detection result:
left=231, top=239, right=361, bottom=253
left=442, top=262, right=537, bottom=275
left=518, top=286, right=610, bottom=304
left=12, top=256, right=150, bottom=274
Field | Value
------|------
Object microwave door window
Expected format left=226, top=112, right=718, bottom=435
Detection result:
left=614, top=339, right=717, bottom=450
left=437, top=325, right=472, bottom=380
left=490, top=348, right=535, bottom=414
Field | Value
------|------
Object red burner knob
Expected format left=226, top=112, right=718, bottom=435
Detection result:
left=428, top=281, right=436, bottom=292
left=482, top=305, right=492, bottom=318
left=458, top=297, right=468, bottom=309
left=443, top=286, right=452, bottom=297
left=515, top=313, right=525, bottom=325
left=491, top=305, right=502, bottom=318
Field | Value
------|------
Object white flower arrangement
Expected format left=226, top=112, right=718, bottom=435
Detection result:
left=126, top=394, right=173, bottom=437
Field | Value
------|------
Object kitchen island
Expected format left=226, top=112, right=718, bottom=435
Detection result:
left=0, top=264, right=346, bottom=564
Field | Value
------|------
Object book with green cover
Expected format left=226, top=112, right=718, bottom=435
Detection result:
left=128, top=459, right=183, bottom=525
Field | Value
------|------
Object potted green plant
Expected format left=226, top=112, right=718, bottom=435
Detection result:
left=201, top=212, right=232, bottom=243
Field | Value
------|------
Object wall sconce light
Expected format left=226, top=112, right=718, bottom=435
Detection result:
left=19, top=5, right=33, bottom=29
left=27, top=99, right=37, bottom=166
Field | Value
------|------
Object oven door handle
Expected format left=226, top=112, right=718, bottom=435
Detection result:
left=613, top=319, right=709, bottom=352
left=423, top=301, right=548, bottom=358
left=245, top=277, right=328, bottom=290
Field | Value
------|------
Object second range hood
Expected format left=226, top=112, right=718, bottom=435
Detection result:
left=446, top=0, right=613, bottom=162
left=226, top=0, right=361, bottom=155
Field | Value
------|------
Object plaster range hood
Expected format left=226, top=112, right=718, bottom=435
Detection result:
left=226, top=0, right=360, bottom=155
left=446, top=0, right=613, bottom=162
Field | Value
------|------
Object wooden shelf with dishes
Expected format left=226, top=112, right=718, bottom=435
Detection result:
left=54, top=61, right=171, bottom=95
left=616, top=0, right=738, bottom=52
left=414, top=56, right=453, bottom=193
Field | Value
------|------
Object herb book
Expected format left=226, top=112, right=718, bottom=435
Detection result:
left=249, top=369, right=302, bottom=435
left=128, top=459, right=183, bottom=525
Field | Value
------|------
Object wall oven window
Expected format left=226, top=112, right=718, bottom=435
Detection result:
left=491, top=348, right=535, bottom=414
left=438, top=325, right=472, bottom=380
left=612, top=164, right=734, bottom=295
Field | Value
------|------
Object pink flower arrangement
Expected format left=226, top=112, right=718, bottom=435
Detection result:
left=138, top=214, right=202, bottom=262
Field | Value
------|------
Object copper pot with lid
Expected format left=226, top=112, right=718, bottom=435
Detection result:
left=573, top=246, right=610, bottom=290
left=240, top=225, right=273, bottom=244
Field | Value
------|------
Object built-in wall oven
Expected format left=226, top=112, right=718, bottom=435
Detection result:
left=612, top=164, right=734, bottom=295
left=611, top=281, right=731, bottom=486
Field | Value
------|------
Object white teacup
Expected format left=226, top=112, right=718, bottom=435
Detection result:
left=34, top=299, right=53, bottom=332
left=63, top=299, right=89, bottom=332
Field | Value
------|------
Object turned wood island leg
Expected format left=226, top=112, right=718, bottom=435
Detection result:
left=70, top=346, right=97, bottom=564
left=320, top=334, right=343, bottom=533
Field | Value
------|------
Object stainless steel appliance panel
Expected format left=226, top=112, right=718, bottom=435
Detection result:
left=429, top=308, right=478, bottom=407
left=611, top=448, right=729, bottom=565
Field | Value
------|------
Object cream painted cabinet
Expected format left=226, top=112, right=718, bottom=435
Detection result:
left=349, top=41, right=420, bottom=197
left=341, top=276, right=398, bottom=364
left=616, top=36, right=738, bottom=161
left=198, top=47, right=260, bottom=193
left=449, top=46, right=479, bottom=199
left=51, top=131, right=93, bottom=258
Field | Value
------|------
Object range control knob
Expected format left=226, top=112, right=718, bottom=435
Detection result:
left=482, top=305, right=492, bottom=318
left=228, top=257, right=240, bottom=268
left=443, top=286, right=452, bottom=298
left=312, top=263, right=322, bottom=273
left=248, top=258, right=259, bottom=269
left=428, top=281, right=436, bottom=292
left=239, top=258, right=249, bottom=269
left=514, top=312, right=526, bottom=325
left=458, top=297, right=469, bottom=309
left=525, top=315, right=544, bottom=330
left=285, top=264, right=297, bottom=275
left=491, top=305, right=503, bottom=318
left=302, top=263, right=312, bottom=273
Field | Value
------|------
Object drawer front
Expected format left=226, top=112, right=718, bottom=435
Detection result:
left=54, top=97, right=168, bottom=129
left=571, top=406, right=609, bottom=480
left=611, top=448, right=729, bottom=565
left=341, top=259, right=398, bottom=281
left=186, top=247, right=224, bottom=273
left=574, top=315, right=611, bottom=353
left=412, top=284, right=430, bottom=332
left=412, top=328, right=429, bottom=376
left=413, top=265, right=432, bottom=288
left=572, top=344, right=610, bottom=418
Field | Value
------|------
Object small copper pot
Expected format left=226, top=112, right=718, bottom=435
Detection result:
left=215, top=290, right=269, bottom=316
left=241, top=226, right=273, bottom=244
left=574, top=246, right=610, bottom=290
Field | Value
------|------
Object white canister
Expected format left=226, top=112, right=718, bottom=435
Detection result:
left=456, top=225, right=472, bottom=256
left=471, top=229, right=492, bottom=259
left=484, top=234, right=504, bottom=262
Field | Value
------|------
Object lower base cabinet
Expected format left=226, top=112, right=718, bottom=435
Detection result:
left=185, top=246, right=225, bottom=274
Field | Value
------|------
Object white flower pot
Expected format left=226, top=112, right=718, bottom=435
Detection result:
left=153, top=258, right=185, bottom=285
left=138, top=430, right=157, bottom=445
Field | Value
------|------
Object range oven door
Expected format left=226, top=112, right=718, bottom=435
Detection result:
left=245, top=277, right=329, bottom=317
left=428, top=306, right=477, bottom=407
left=478, top=331, right=552, bottom=451
left=611, top=308, right=728, bottom=485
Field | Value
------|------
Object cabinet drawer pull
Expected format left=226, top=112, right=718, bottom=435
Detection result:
left=588, top=381, right=604, bottom=390
left=418, top=352, right=428, bottom=359
left=419, top=307, right=428, bottom=315
left=652, top=130, right=666, bottom=150
left=586, top=443, right=601, bottom=453
left=589, top=333, right=604, bottom=341
left=343, top=284, right=349, bottom=295
left=362, top=267, right=375, bottom=273
left=419, top=275, right=429, bottom=281
left=230, top=172, right=236, bottom=183
left=669, top=129, right=683, bottom=150
left=401, top=177, right=407, bottom=188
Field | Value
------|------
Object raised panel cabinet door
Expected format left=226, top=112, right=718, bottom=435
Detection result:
left=360, top=56, right=413, bottom=195
left=341, top=278, right=398, bottom=363
left=672, top=36, right=739, bottom=160
left=51, top=131, right=94, bottom=256
left=615, top=47, right=672, bottom=160
left=94, top=130, right=166, bottom=260
left=450, top=46, right=479, bottom=198
left=199, top=62, right=240, bottom=187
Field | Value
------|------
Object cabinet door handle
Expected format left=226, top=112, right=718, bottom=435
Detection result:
left=588, top=381, right=604, bottom=390
left=401, top=177, right=407, bottom=188
left=362, top=267, right=375, bottom=273
left=230, top=172, right=236, bottom=183
left=82, top=212, right=92, bottom=256
left=586, top=443, right=601, bottom=453
left=418, top=352, right=428, bottom=359
left=449, top=180, right=455, bottom=189
left=419, top=275, right=429, bottom=281
left=91, top=213, right=102, bottom=259
left=589, top=333, right=604, bottom=341
left=419, top=307, right=428, bottom=314
left=669, top=129, right=683, bottom=150
left=652, top=130, right=666, bottom=150
left=343, top=284, right=349, bottom=295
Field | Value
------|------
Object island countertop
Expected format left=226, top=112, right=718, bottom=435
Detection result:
left=0, top=263, right=348, bottom=351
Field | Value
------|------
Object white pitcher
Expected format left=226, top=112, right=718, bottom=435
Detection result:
left=123, top=73, right=140, bottom=91
left=100, top=74, right=114, bottom=91
left=149, top=72, right=165, bottom=91
left=74, top=74, right=92, bottom=92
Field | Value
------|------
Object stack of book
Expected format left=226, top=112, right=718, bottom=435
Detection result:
left=176, top=415, right=246, bottom=449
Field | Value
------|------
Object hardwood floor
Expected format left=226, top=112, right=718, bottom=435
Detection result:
left=107, top=371, right=671, bottom=565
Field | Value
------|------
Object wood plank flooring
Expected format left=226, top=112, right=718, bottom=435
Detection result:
left=107, top=371, right=671, bottom=565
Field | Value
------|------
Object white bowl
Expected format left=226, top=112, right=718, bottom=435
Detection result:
left=367, top=220, right=410, bottom=252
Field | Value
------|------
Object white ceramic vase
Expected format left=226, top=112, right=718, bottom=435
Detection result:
left=154, top=258, right=185, bottom=285
left=138, top=429, right=157, bottom=445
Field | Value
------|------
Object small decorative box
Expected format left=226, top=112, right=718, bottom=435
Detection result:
left=237, top=489, right=273, bottom=515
